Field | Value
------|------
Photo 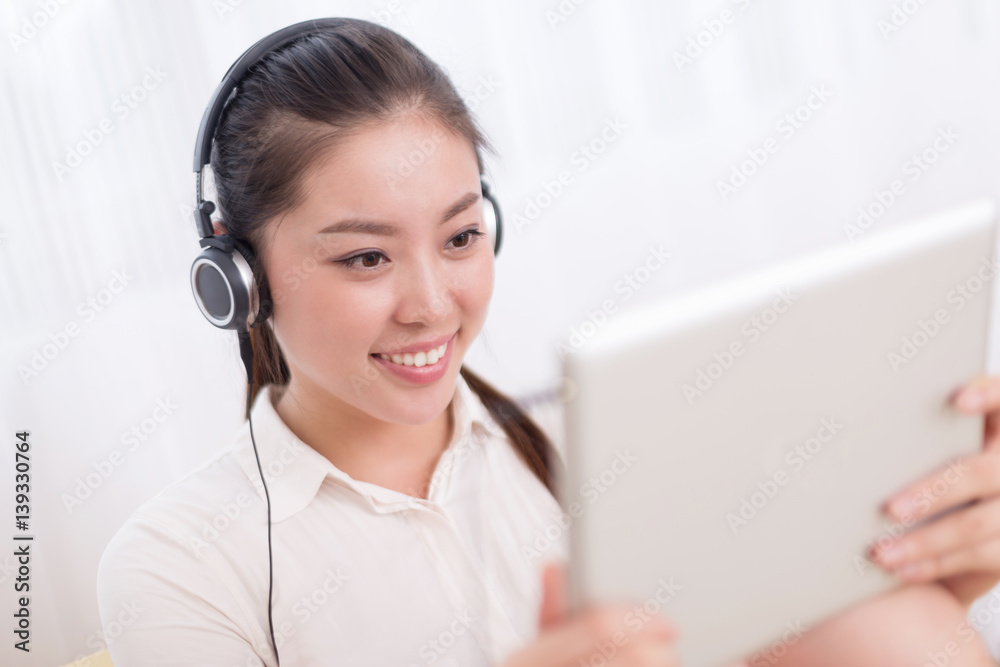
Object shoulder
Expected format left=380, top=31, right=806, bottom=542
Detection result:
left=96, top=443, right=264, bottom=607
left=103, top=444, right=257, bottom=556
left=96, top=446, right=272, bottom=663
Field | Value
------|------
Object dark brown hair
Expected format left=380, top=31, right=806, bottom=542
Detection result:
left=210, top=18, right=560, bottom=497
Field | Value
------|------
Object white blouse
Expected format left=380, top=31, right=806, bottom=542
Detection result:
left=97, top=373, right=569, bottom=666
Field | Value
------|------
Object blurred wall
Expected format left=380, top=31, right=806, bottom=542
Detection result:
left=3, top=0, right=1000, bottom=664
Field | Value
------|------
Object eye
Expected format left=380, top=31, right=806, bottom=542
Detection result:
left=451, top=228, right=485, bottom=249
left=339, top=251, right=388, bottom=272
left=336, top=228, right=484, bottom=272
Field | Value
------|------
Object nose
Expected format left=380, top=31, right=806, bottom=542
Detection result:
left=394, top=254, right=454, bottom=325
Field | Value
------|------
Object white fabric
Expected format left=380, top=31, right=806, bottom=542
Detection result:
left=96, top=373, right=568, bottom=666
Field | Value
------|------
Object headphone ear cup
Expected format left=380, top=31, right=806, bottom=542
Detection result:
left=229, top=237, right=273, bottom=327
left=190, top=235, right=259, bottom=330
left=481, top=178, right=503, bottom=258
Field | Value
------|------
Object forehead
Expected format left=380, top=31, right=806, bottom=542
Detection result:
left=295, top=115, right=479, bottom=214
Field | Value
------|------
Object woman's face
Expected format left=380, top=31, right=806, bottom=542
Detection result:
left=260, top=114, right=494, bottom=425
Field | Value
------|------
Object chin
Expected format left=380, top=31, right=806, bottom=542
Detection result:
left=375, top=375, right=458, bottom=425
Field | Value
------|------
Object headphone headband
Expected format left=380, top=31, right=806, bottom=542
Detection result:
left=193, top=18, right=343, bottom=237
left=193, top=18, right=345, bottom=173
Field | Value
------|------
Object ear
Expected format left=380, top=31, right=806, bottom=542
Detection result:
left=212, top=220, right=228, bottom=236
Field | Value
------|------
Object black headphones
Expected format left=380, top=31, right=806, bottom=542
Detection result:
left=190, top=17, right=504, bottom=335
left=189, top=18, right=504, bottom=666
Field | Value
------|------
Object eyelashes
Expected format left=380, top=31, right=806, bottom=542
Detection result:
left=337, top=228, right=486, bottom=272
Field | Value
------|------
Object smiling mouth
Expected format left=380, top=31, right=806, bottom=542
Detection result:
left=371, top=341, right=449, bottom=368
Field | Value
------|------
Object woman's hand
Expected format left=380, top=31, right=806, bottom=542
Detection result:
left=500, top=562, right=682, bottom=667
left=869, top=374, right=1000, bottom=605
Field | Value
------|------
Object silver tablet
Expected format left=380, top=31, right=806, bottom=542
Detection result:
left=561, top=198, right=997, bottom=667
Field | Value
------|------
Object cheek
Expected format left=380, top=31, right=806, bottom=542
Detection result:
left=455, top=254, right=494, bottom=312
left=270, top=264, right=383, bottom=364
left=296, top=281, right=377, bottom=336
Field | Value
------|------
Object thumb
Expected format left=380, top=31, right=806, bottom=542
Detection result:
left=538, top=561, right=568, bottom=631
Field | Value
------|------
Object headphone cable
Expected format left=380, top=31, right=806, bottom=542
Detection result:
left=238, top=330, right=281, bottom=666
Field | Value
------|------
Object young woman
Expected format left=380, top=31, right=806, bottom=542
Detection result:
left=97, top=17, right=1000, bottom=667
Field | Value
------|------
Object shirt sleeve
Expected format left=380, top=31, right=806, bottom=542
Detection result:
left=96, top=514, right=273, bottom=667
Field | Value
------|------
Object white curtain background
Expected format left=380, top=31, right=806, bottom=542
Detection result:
left=3, top=0, right=1000, bottom=664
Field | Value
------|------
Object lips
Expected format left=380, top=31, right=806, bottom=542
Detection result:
left=373, top=332, right=456, bottom=356
left=370, top=333, right=454, bottom=385
left=374, top=341, right=447, bottom=368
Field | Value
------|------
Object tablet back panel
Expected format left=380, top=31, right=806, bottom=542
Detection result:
left=563, top=199, right=997, bottom=667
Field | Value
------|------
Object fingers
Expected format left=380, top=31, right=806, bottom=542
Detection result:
left=883, top=452, right=996, bottom=524
left=539, top=561, right=568, bottom=631
left=916, top=536, right=1000, bottom=582
left=521, top=562, right=680, bottom=667
left=871, top=374, right=1000, bottom=588
left=509, top=602, right=678, bottom=667
left=606, top=640, right=680, bottom=666
left=880, top=533, right=1000, bottom=584
left=874, top=495, right=1000, bottom=569
left=954, top=376, right=998, bottom=412
left=953, top=375, right=1000, bottom=413
left=574, top=605, right=678, bottom=667
left=953, top=374, right=1000, bottom=451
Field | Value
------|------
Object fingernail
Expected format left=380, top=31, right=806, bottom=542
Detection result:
left=878, top=543, right=907, bottom=567
left=960, top=389, right=985, bottom=411
left=886, top=496, right=911, bottom=518
left=895, top=561, right=924, bottom=580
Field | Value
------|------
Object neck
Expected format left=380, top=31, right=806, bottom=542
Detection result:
left=271, top=378, right=455, bottom=500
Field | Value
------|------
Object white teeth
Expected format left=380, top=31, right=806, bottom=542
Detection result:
left=378, top=342, right=448, bottom=367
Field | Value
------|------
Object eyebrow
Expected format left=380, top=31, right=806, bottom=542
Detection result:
left=317, top=192, right=480, bottom=236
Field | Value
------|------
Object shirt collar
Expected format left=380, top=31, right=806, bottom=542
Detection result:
left=232, top=372, right=505, bottom=522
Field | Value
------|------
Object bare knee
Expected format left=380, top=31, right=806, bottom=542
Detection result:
left=748, top=583, right=994, bottom=667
